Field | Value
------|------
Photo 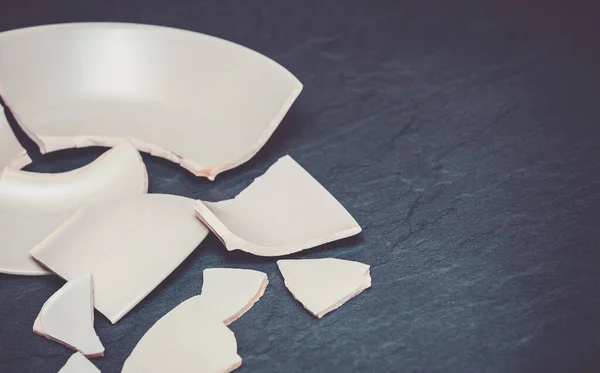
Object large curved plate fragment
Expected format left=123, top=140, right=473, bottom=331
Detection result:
left=0, top=142, right=147, bottom=275
left=0, top=110, right=30, bottom=169
left=0, top=23, right=303, bottom=180
left=194, top=155, right=361, bottom=257
left=33, top=275, right=104, bottom=357
left=122, top=296, right=242, bottom=373
left=31, top=194, right=210, bottom=323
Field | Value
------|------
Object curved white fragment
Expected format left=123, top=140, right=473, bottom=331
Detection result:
left=31, top=194, right=210, bottom=323
left=0, top=142, right=147, bottom=275
left=201, top=268, right=268, bottom=325
left=278, top=258, right=371, bottom=318
left=0, top=110, right=30, bottom=169
left=122, top=296, right=242, bottom=373
left=194, top=155, right=361, bottom=257
left=33, top=275, right=104, bottom=357
left=0, top=142, right=149, bottom=206
left=58, top=352, right=101, bottom=373
left=0, top=23, right=303, bottom=180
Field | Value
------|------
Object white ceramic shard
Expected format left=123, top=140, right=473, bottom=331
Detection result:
left=194, top=155, right=361, bottom=257
left=201, top=268, right=268, bottom=325
left=277, top=258, right=371, bottom=318
left=0, top=142, right=147, bottom=275
left=33, top=275, right=104, bottom=357
left=122, top=296, right=242, bottom=373
left=0, top=23, right=302, bottom=180
left=31, top=194, right=209, bottom=323
left=0, top=110, right=30, bottom=169
left=58, top=352, right=101, bottom=373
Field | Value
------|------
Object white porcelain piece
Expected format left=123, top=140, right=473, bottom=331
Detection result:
left=0, top=110, right=29, bottom=169
left=31, top=194, right=209, bottom=323
left=122, top=296, right=242, bottom=373
left=58, top=352, right=101, bottom=373
left=0, top=23, right=302, bottom=180
left=194, top=155, right=361, bottom=256
left=201, top=268, right=268, bottom=325
left=0, top=142, right=147, bottom=275
left=34, top=275, right=104, bottom=357
left=0, top=141, right=148, bottom=198
left=277, top=258, right=371, bottom=318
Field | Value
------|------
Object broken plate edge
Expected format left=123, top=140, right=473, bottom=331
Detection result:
left=194, top=199, right=362, bottom=257
left=0, top=264, right=51, bottom=276
left=314, top=269, right=371, bottom=318
left=33, top=275, right=105, bottom=357
left=226, top=275, right=268, bottom=325
left=7, top=151, right=31, bottom=169
left=195, top=83, right=303, bottom=181
left=5, top=82, right=302, bottom=181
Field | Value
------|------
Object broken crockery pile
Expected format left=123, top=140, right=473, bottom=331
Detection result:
left=0, top=22, right=372, bottom=373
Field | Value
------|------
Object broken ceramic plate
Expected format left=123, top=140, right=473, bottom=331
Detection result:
left=201, top=268, right=268, bottom=325
left=31, top=194, right=209, bottom=323
left=33, top=275, right=104, bottom=357
left=0, top=142, right=147, bottom=275
left=194, top=155, right=361, bottom=256
left=0, top=23, right=302, bottom=180
left=122, top=295, right=242, bottom=373
left=0, top=110, right=29, bottom=169
left=58, top=352, right=101, bottom=373
left=278, top=258, right=371, bottom=318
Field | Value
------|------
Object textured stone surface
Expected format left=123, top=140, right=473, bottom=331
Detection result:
left=1, top=1, right=599, bottom=372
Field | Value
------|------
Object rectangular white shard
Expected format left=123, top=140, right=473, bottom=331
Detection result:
left=31, top=194, right=209, bottom=323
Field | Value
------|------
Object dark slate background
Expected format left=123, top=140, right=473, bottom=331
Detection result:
left=1, top=1, right=599, bottom=372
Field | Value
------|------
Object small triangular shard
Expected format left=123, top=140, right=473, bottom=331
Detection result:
left=34, top=275, right=104, bottom=357
left=58, top=352, right=101, bottom=373
left=278, top=258, right=371, bottom=318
